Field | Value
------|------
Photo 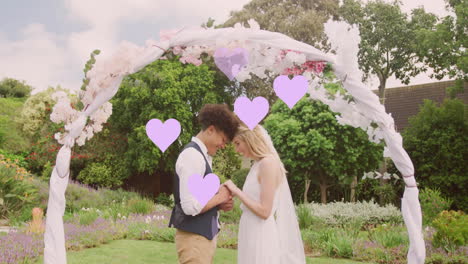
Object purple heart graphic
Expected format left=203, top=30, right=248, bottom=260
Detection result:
left=214, top=48, right=249, bottom=80
left=188, top=173, right=220, bottom=207
left=274, top=75, right=308, bottom=109
left=145, top=118, right=181, bottom=152
left=234, top=97, right=269, bottom=130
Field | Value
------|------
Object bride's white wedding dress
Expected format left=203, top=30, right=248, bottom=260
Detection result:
left=237, top=161, right=281, bottom=264
left=236, top=125, right=306, bottom=264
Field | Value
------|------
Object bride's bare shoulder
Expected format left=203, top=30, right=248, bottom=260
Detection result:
left=258, top=155, right=276, bottom=167
left=257, top=156, right=281, bottom=186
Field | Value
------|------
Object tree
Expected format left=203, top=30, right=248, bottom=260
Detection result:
left=223, top=0, right=340, bottom=50
left=0, top=78, right=32, bottom=98
left=402, top=99, right=468, bottom=211
left=414, top=0, right=467, bottom=98
left=107, top=56, right=236, bottom=194
left=220, top=0, right=341, bottom=105
left=340, top=0, right=437, bottom=104
left=264, top=96, right=382, bottom=203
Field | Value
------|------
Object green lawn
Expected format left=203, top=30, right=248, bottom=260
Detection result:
left=35, top=240, right=371, bottom=264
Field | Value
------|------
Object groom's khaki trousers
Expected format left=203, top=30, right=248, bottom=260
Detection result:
left=175, top=229, right=218, bottom=264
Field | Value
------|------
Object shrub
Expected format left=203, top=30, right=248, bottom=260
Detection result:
left=322, top=231, right=354, bottom=258
left=432, top=210, right=468, bottom=253
left=368, top=224, right=409, bottom=248
left=419, top=188, right=452, bottom=226
left=302, top=201, right=402, bottom=227
left=426, top=253, right=468, bottom=264
left=128, top=198, right=154, bottom=215
left=303, top=228, right=355, bottom=258
left=219, top=198, right=242, bottom=224
left=155, top=192, right=174, bottom=208
left=77, top=162, right=114, bottom=188
left=403, top=99, right=468, bottom=211
left=78, top=209, right=100, bottom=226
left=297, top=204, right=315, bottom=230
left=65, top=181, right=105, bottom=213
left=0, top=150, right=28, bottom=168
left=40, top=161, right=54, bottom=181
left=0, top=158, right=39, bottom=223
left=0, top=78, right=31, bottom=98
left=296, top=203, right=327, bottom=230
left=231, top=168, right=250, bottom=188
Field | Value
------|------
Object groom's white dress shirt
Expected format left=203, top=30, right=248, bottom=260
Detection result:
left=176, top=137, right=219, bottom=227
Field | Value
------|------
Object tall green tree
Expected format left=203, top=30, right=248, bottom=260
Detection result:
left=340, top=0, right=437, bottom=104
left=223, top=0, right=340, bottom=50
left=414, top=0, right=467, bottom=98
left=264, top=96, right=382, bottom=203
left=403, top=99, right=468, bottom=211
left=108, top=57, right=236, bottom=192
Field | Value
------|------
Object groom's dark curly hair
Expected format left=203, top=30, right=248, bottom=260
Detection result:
left=198, top=104, right=239, bottom=142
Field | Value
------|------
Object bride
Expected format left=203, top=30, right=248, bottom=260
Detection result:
left=224, top=124, right=306, bottom=264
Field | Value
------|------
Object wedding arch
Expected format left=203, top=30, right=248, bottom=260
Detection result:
left=44, top=20, right=425, bottom=264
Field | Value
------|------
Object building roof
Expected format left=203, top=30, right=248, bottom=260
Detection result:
left=376, top=80, right=468, bottom=131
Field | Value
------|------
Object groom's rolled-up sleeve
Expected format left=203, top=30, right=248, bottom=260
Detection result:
left=176, top=148, right=206, bottom=216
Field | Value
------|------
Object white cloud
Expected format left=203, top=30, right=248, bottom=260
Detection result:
left=1, top=0, right=250, bottom=94
left=0, top=0, right=452, bottom=94
left=0, top=24, right=74, bottom=93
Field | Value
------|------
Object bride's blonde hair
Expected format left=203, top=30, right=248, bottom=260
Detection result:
left=235, top=123, right=287, bottom=176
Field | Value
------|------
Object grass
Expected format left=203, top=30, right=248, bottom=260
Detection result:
left=34, top=240, right=371, bottom=264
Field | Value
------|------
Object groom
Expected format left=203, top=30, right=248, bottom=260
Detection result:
left=169, top=104, right=240, bottom=264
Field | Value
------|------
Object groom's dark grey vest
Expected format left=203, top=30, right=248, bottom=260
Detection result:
left=168, top=141, right=219, bottom=240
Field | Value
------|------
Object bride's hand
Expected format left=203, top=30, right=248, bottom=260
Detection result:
left=223, top=180, right=239, bottom=196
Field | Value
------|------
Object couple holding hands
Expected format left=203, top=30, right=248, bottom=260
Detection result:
left=169, top=104, right=305, bottom=264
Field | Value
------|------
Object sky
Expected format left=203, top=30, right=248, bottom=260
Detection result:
left=0, top=0, right=453, bottom=94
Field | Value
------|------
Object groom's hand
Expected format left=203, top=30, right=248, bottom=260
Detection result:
left=219, top=198, right=234, bottom=212
left=217, top=185, right=231, bottom=203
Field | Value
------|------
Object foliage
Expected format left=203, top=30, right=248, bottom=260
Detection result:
left=16, top=87, right=70, bottom=137
left=230, top=168, right=250, bottom=189
left=213, top=144, right=242, bottom=183
left=220, top=0, right=340, bottom=105
left=302, top=201, right=402, bottom=227
left=219, top=198, right=243, bottom=224
left=0, top=97, right=30, bottom=153
left=155, top=192, right=174, bottom=208
left=426, top=253, right=468, bottom=264
left=302, top=228, right=355, bottom=259
left=127, top=198, right=155, bottom=215
left=40, top=161, right=54, bottom=182
left=413, top=0, right=467, bottom=96
left=16, top=87, right=91, bottom=177
left=0, top=149, right=28, bottom=169
left=223, top=0, right=340, bottom=50
left=76, top=154, right=130, bottom=188
left=296, top=203, right=327, bottom=230
left=78, top=209, right=100, bottom=226
left=402, top=99, right=468, bottom=211
left=432, top=210, right=468, bottom=253
left=79, top=50, right=101, bottom=106
left=108, top=57, right=234, bottom=181
left=419, top=188, right=452, bottom=226
left=368, top=224, right=408, bottom=248
left=264, top=96, right=382, bottom=203
left=0, top=78, right=32, bottom=98
left=0, top=155, right=39, bottom=223
left=340, top=0, right=437, bottom=101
